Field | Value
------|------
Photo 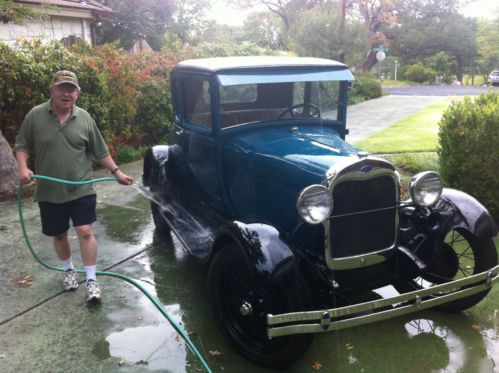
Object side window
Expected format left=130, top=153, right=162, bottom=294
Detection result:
left=182, top=79, right=212, bottom=129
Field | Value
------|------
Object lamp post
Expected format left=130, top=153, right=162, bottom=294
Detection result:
left=394, top=60, right=398, bottom=81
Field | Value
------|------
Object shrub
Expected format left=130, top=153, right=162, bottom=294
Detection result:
left=404, top=63, right=437, bottom=84
left=116, top=145, right=148, bottom=164
left=135, top=79, right=172, bottom=144
left=0, top=41, right=179, bottom=161
left=438, top=93, right=499, bottom=221
left=349, top=74, right=382, bottom=103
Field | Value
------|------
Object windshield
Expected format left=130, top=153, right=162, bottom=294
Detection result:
left=219, top=81, right=341, bottom=128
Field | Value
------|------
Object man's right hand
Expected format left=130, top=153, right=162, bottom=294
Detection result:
left=19, top=168, right=33, bottom=185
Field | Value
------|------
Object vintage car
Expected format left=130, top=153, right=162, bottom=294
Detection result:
left=142, top=56, right=499, bottom=368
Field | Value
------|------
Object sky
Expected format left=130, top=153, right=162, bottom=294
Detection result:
left=208, top=0, right=499, bottom=26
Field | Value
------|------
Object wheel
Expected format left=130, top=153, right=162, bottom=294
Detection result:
left=397, top=228, right=498, bottom=312
left=207, top=244, right=313, bottom=368
left=279, top=103, right=321, bottom=119
left=151, top=202, right=170, bottom=234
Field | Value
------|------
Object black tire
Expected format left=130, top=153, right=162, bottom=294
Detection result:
left=151, top=202, right=170, bottom=234
left=207, top=244, right=313, bottom=368
left=397, top=228, right=498, bottom=312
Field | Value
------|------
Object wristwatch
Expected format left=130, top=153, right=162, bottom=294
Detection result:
left=111, top=167, right=120, bottom=174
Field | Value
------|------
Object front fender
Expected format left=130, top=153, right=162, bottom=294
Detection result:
left=213, top=221, right=295, bottom=281
left=142, top=145, right=170, bottom=187
left=435, top=188, right=497, bottom=238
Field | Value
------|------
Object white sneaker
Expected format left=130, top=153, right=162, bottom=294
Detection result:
left=62, top=269, right=79, bottom=291
left=86, top=280, right=101, bottom=302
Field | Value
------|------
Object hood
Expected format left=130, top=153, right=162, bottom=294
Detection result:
left=223, top=125, right=361, bottom=181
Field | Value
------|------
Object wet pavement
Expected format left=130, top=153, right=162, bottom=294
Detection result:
left=1, top=100, right=499, bottom=372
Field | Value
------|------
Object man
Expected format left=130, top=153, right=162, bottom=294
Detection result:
left=15, top=70, right=133, bottom=302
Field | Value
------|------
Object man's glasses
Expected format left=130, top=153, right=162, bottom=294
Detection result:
left=54, top=85, right=79, bottom=94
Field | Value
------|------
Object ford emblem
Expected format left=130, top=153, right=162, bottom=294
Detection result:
left=361, top=165, right=373, bottom=173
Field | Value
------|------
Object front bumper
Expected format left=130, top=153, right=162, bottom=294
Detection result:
left=267, top=264, right=499, bottom=338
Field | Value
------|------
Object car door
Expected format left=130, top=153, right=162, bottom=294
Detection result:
left=172, top=76, right=222, bottom=209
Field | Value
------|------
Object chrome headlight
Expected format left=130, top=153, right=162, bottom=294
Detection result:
left=409, top=171, right=442, bottom=207
left=297, top=185, right=333, bottom=224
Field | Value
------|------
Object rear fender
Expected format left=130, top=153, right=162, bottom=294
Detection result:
left=142, top=145, right=170, bottom=187
left=213, top=221, right=295, bottom=282
left=435, top=188, right=497, bottom=238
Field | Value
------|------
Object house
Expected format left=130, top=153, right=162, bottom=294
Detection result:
left=0, top=0, right=114, bottom=46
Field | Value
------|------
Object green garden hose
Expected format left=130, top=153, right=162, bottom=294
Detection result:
left=17, top=174, right=212, bottom=373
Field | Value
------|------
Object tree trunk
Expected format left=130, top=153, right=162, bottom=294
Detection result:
left=362, top=50, right=378, bottom=72
left=0, top=130, right=19, bottom=201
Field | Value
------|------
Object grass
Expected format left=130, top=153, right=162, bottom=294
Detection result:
left=381, top=79, right=416, bottom=86
left=354, top=97, right=459, bottom=154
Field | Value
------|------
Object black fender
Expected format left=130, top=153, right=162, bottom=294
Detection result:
left=142, top=145, right=170, bottom=187
left=212, top=221, right=295, bottom=282
left=435, top=188, right=497, bottom=238
left=397, top=188, right=497, bottom=276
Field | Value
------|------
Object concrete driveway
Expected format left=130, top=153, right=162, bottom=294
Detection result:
left=1, top=91, right=498, bottom=372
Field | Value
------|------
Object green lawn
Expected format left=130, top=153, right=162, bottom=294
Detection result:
left=354, top=97, right=460, bottom=153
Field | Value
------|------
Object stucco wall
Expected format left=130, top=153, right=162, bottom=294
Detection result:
left=0, top=16, right=92, bottom=46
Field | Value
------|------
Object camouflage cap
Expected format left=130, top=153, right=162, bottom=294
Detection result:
left=51, top=70, right=80, bottom=90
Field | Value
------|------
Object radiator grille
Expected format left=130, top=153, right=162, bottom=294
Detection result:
left=330, top=174, right=397, bottom=258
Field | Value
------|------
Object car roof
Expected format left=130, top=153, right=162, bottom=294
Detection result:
left=172, top=56, right=349, bottom=74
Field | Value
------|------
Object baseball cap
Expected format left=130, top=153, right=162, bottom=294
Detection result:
left=51, top=70, right=80, bottom=90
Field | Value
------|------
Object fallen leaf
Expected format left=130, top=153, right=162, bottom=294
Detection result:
left=209, top=350, right=221, bottom=356
left=13, top=274, right=34, bottom=288
left=471, top=324, right=481, bottom=331
left=346, top=345, right=354, bottom=350
left=175, top=335, right=180, bottom=342
left=118, top=359, right=127, bottom=366
left=312, top=361, right=322, bottom=370
left=0, top=225, right=7, bottom=231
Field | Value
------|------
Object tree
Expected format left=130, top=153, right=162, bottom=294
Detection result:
left=241, top=11, right=285, bottom=50
left=348, top=0, right=398, bottom=72
left=0, top=129, right=18, bottom=201
left=476, top=17, right=499, bottom=78
left=0, top=0, right=48, bottom=23
left=390, top=13, right=477, bottom=83
left=96, top=0, right=174, bottom=50
left=289, top=5, right=367, bottom=68
left=166, top=0, right=211, bottom=44
left=228, top=0, right=326, bottom=48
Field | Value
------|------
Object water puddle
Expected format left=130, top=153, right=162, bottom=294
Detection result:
left=104, top=323, right=187, bottom=370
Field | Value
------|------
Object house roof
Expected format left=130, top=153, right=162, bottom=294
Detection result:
left=14, top=0, right=114, bottom=16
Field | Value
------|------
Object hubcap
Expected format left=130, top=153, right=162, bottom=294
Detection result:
left=240, top=301, right=253, bottom=316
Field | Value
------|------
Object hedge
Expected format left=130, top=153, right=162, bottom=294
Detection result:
left=0, top=40, right=187, bottom=159
left=438, top=93, right=499, bottom=222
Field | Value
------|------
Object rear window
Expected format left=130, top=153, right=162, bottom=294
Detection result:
left=219, top=84, right=257, bottom=104
left=182, top=79, right=212, bottom=129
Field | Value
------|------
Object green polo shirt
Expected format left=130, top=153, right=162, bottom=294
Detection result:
left=15, top=100, right=109, bottom=203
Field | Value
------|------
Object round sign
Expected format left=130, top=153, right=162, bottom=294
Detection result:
left=376, top=51, right=386, bottom=61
